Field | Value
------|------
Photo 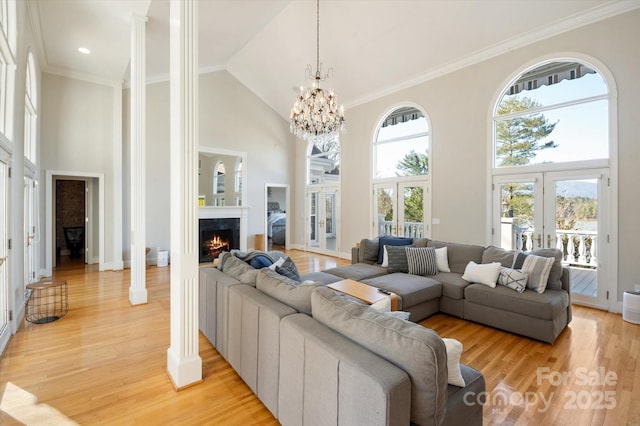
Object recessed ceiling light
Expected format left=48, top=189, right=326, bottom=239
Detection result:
left=78, top=47, right=91, bottom=55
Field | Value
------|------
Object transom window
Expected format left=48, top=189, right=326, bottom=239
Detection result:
left=24, top=51, right=37, bottom=164
left=494, top=61, right=608, bottom=168
left=374, top=107, right=429, bottom=178
left=307, top=138, right=339, bottom=185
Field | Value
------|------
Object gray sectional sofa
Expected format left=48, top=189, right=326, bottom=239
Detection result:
left=199, top=252, right=485, bottom=426
left=323, top=238, right=572, bottom=344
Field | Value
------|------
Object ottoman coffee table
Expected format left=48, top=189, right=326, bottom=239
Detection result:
left=327, top=279, right=399, bottom=311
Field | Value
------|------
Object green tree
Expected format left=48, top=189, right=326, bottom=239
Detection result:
left=396, top=150, right=429, bottom=176
left=496, top=97, right=558, bottom=167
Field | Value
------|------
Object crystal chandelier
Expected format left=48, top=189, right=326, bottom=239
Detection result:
left=290, top=0, right=345, bottom=143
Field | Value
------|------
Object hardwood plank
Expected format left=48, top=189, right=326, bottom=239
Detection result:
left=1, top=252, right=638, bottom=425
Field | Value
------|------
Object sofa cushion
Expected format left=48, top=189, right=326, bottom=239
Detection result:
left=256, top=269, right=323, bottom=315
left=464, top=284, right=569, bottom=320
left=427, top=241, right=485, bottom=274
left=359, top=238, right=380, bottom=264
left=406, top=247, right=438, bottom=276
left=323, top=263, right=388, bottom=281
left=311, top=286, right=448, bottom=426
left=300, top=271, right=343, bottom=285
left=482, top=245, right=516, bottom=267
left=377, top=237, right=413, bottom=264
left=412, top=238, right=430, bottom=247
left=362, top=273, right=442, bottom=309
left=427, top=272, right=469, bottom=300
left=513, top=248, right=564, bottom=291
left=220, top=255, right=260, bottom=286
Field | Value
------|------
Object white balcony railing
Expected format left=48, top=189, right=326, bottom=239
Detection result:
left=378, top=220, right=424, bottom=238
left=503, top=219, right=597, bottom=268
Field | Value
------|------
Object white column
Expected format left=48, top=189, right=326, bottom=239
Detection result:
left=113, top=81, right=124, bottom=271
left=129, top=14, right=148, bottom=304
left=166, top=0, right=202, bottom=389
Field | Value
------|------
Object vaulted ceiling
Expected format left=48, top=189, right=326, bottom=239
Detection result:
left=29, top=0, right=640, bottom=119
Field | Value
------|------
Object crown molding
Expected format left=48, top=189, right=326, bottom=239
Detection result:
left=346, top=0, right=640, bottom=110
left=26, top=0, right=47, bottom=68
left=44, top=66, right=123, bottom=88
left=122, top=64, right=227, bottom=89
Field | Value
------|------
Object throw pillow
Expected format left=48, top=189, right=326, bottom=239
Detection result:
left=386, top=245, right=412, bottom=273
left=382, top=246, right=389, bottom=267
left=377, top=237, right=413, bottom=264
left=443, top=338, right=465, bottom=387
left=461, top=261, right=501, bottom=288
left=275, top=257, right=301, bottom=281
left=435, top=246, right=451, bottom=272
left=521, top=254, right=554, bottom=293
left=406, top=247, right=438, bottom=276
left=268, top=257, right=286, bottom=270
left=249, top=254, right=273, bottom=269
left=497, top=267, right=528, bottom=293
left=482, top=245, right=516, bottom=267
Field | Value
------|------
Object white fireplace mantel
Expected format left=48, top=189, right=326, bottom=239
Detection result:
left=198, top=207, right=248, bottom=252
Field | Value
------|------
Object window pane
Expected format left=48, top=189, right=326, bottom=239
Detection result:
left=495, top=99, right=608, bottom=167
left=498, top=63, right=606, bottom=114
left=308, top=139, right=340, bottom=185
left=375, top=107, right=429, bottom=179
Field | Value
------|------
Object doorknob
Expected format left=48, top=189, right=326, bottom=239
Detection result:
left=0, top=257, right=6, bottom=266
left=536, top=234, right=542, bottom=247
left=27, top=235, right=34, bottom=246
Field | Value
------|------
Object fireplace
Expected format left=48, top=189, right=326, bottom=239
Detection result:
left=199, top=218, right=240, bottom=263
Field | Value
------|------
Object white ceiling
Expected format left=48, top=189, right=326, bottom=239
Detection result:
left=31, top=0, right=640, bottom=119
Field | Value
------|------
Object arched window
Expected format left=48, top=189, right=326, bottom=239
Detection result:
left=213, top=161, right=225, bottom=206
left=491, top=58, right=614, bottom=308
left=0, top=0, right=16, bottom=138
left=24, top=51, right=37, bottom=163
left=373, top=105, right=430, bottom=238
left=494, top=61, right=608, bottom=168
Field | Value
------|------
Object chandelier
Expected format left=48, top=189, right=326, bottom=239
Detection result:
left=290, top=0, right=345, bottom=143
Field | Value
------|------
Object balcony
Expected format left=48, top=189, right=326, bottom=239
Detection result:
left=377, top=220, right=424, bottom=239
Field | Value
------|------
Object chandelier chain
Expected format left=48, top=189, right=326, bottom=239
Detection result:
left=316, top=0, right=320, bottom=78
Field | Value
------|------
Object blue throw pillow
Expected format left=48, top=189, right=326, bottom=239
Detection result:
left=377, top=236, right=413, bottom=264
left=249, top=255, right=273, bottom=269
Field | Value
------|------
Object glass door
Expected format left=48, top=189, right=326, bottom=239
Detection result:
left=544, top=171, right=609, bottom=308
left=374, top=181, right=428, bottom=238
left=306, top=187, right=339, bottom=255
left=24, top=176, right=37, bottom=286
left=0, top=157, right=9, bottom=354
left=493, top=170, right=610, bottom=309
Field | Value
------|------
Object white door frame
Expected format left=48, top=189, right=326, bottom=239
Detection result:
left=44, top=170, right=104, bottom=276
left=492, top=168, right=613, bottom=311
left=305, top=185, right=340, bottom=256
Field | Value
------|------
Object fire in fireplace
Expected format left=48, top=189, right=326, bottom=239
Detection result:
left=199, top=218, right=240, bottom=262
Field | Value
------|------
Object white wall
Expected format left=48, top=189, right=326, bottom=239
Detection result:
left=40, top=73, right=116, bottom=266
left=301, top=10, right=640, bottom=302
left=126, top=69, right=294, bottom=260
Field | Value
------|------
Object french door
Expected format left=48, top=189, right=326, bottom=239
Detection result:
left=493, top=169, right=610, bottom=308
left=306, top=186, right=338, bottom=255
left=0, top=155, right=9, bottom=354
left=373, top=180, right=427, bottom=238
left=24, top=176, right=38, bottom=286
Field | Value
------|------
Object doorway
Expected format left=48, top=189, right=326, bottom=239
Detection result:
left=0, top=152, right=9, bottom=354
left=493, top=169, right=610, bottom=309
left=55, top=179, right=87, bottom=266
left=265, top=184, right=289, bottom=251
left=306, top=186, right=339, bottom=255
left=373, top=180, right=427, bottom=238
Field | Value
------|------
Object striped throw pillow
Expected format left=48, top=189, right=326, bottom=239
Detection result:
left=406, top=247, right=438, bottom=276
left=521, top=254, right=554, bottom=293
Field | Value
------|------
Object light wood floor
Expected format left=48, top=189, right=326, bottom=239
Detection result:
left=0, top=251, right=638, bottom=425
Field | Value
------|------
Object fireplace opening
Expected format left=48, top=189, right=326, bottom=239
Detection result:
left=199, top=218, right=240, bottom=262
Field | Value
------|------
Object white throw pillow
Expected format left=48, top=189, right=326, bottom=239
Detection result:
left=369, top=297, right=391, bottom=312
left=435, top=247, right=451, bottom=272
left=443, top=338, right=465, bottom=387
left=461, top=261, right=502, bottom=288
left=381, top=246, right=389, bottom=267
left=268, top=257, right=285, bottom=270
